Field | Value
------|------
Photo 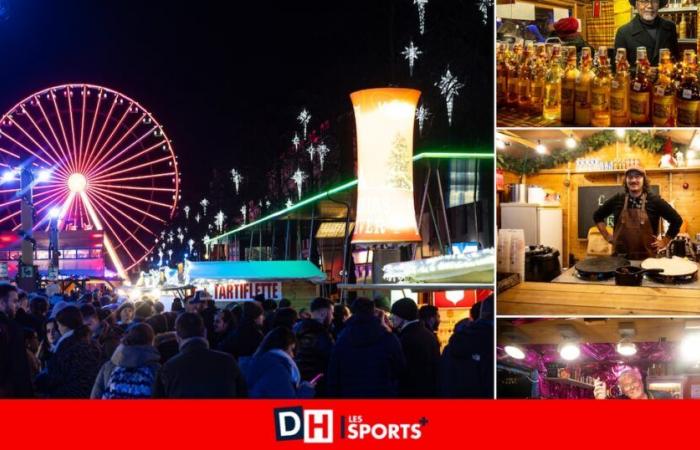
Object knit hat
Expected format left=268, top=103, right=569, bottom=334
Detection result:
left=629, top=0, right=668, bottom=7
left=390, top=298, right=418, bottom=321
left=373, top=296, right=391, bottom=313
left=554, top=17, right=579, bottom=35
left=241, top=300, right=263, bottom=321
left=50, top=301, right=77, bottom=320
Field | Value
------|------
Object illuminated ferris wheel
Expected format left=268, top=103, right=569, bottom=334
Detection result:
left=0, top=84, right=180, bottom=278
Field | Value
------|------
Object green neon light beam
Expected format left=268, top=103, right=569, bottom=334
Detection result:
left=206, top=151, right=493, bottom=243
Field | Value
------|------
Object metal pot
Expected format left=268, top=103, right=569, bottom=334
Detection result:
left=614, top=266, right=664, bottom=286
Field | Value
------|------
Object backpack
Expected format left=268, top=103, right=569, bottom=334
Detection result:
left=102, top=365, right=157, bottom=399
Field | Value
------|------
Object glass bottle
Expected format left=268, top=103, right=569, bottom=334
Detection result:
left=676, top=49, right=700, bottom=127
left=543, top=44, right=563, bottom=121
left=506, top=39, right=523, bottom=107
left=611, top=48, right=630, bottom=127
left=652, top=48, right=677, bottom=126
left=530, top=43, right=547, bottom=115
left=575, top=47, right=593, bottom=126
left=629, top=47, right=652, bottom=126
left=518, top=41, right=535, bottom=111
left=561, top=46, right=579, bottom=123
left=591, top=46, right=612, bottom=127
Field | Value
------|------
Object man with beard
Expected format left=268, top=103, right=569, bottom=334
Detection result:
left=594, top=367, right=672, bottom=399
left=614, top=0, right=678, bottom=65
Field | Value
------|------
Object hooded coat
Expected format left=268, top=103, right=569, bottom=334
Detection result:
left=439, top=319, right=494, bottom=398
left=326, top=314, right=405, bottom=398
left=91, top=344, right=161, bottom=399
left=246, top=350, right=315, bottom=399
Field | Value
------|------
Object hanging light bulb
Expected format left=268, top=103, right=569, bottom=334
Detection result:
left=558, top=341, right=581, bottom=361
left=504, top=345, right=526, bottom=360
left=535, top=140, right=547, bottom=155
left=616, top=339, right=638, bottom=356
left=615, top=129, right=626, bottom=139
left=565, top=135, right=577, bottom=149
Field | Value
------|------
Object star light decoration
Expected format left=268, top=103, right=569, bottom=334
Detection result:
left=167, top=249, right=173, bottom=259
left=435, top=68, right=464, bottom=126
left=414, top=0, right=428, bottom=35
left=157, top=249, right=164, bottom=266
left=200, top=198, right=210, bottom=215
left=177, top=232, right=184, bottom=244
left=230, top=168, right=243, bottom=195
left=478, top=0, right=492, bottom=26
left=285, top=199, right=294, bottom=209
left=292, top=133, right=300, bottom=151
left=401, top=41, right=422, bottom=77
left=195, top=213, right=201, bottom=223
left=240, top=205, right=247, bottom=224
left=291, top=169, right=308, bottom=200
left=215, top=210, right=226, bottom=233
left=265, top=200, right=271, bottom=209
left=316, top=143, right=330, bottom=170
left=167, top=231, right=174, bottom=244
left=188, top=238, right=195, bottom=253
left=416, top=104, right=430, bottom=136
left=305, top=143, right=315, bottom=161
left=297, top=109, right=311, bottom=139
left=183, top=205, right=190, bottom=219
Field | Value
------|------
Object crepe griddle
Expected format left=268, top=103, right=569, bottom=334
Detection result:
left=574, top=256, right=631, bottom=281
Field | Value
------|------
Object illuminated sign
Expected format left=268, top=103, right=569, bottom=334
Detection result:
left=212, top=281, right=282, bottom=301
left=350, top=88, right=421, bottom=244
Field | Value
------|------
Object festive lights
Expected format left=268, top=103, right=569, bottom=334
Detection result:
left=415, top=104, right=430, bottom=136
left=297, top=108, right=311, bottom=139
left=435, top=68, right=464, bottom=126
left=230, top=168, right=243, bottom=194
left=291, top=169, right=308, bottom=200
left=401, top=41, right=422, bottom=77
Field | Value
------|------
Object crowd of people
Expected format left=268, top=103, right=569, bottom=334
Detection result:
left=0, top=282, right=494, bottom=399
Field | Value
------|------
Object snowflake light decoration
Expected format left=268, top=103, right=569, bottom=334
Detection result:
left=167, top=231, right=174, bottom=243
left=414, top=0, right=428, bottom=35
left=292, top=133, right=300, bottom=151
left=265, top=200, right=271, bottom=209
left=401, top=41, right=422, bottom=76
left=435, top=68, right=464, bottom=126
left=416, top=104, right=430, bottom=136
left=157, top=249, right=164, bottom=266
left=306, top=143, right=315, bottom=161
left=188, top=238, right=195, bottom=253
left=167, top=249, right=173, bottom=259
left=183, top=205, right=190, bottom=219
left=291, top=169, right=308, bottom=200
left=200, top=198, right=210, bottom=215
left=195, top=213, right=201, bottom=223
left=478, top=0, right=492, bottom=26
left=316, top=143, right=330, bottom=170
left=215, top=210, right=226, bottom=232
left=230, top=168, right=243, bottom=195
left=285, top=199, right=294, bottom=209
left=177, top=232, right=184, bottom=244
left=297, top=109, right=311, bottom=139
left=240, top=205, right=247, bottom=224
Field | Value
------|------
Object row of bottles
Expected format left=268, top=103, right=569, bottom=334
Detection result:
left=660, top=12, right=696, bottom=39
left=574, top=158, right=642, bottom=172
left=497, top=40, right=700, bottom=127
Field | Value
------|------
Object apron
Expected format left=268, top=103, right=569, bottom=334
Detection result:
left=612, top=194, right=656, bottom=260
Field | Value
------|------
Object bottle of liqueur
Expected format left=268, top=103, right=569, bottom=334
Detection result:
left=652, top=48, right=676, bottom=126
left=575, top=47, right=593, bottom=126
left=591, top=47, right=612, bottom=127
left=506, top=39, right=523, bottom=107
left=543, top=44, right=563, bottom=121
left=676, top=49, right=700, bottom=127
left=518, top=41, right=535, bottom=111
left=530, top=43, right=547, bottom=115
left=629, top=47, right=652, bottom=125
left=561, top=46, right=579, bottom=123
left=611, top=48, right=630, bottom=126
left=497, top=42, right=508, bottom=107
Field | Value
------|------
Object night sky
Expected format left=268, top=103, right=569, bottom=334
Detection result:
left=0, top=0, right=492, bottom=207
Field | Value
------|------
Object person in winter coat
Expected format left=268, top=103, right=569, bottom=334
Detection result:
left=152, top=312, right=247, bottom=398
left=218, top=301, right=264, bottom=372
left=147, top=314, right=179, bottom=364
left=114, top=302, right=135, bottom=332
left=294, top=297, right=334, bottom=397
left=91, top=323, right=161, bottom=399
left=439, top=295, right=494, bottom=399
left=330, top=303, right=350, bottom=340
left=35, top=302, right=102, bottom=398
left=80, top=303, right=122, bottom=362
left=37, top=318, right=60, bottom=370
left=0, top=284, right=34, bottom=398
left=246, top=327, right=316, bottom=398
left=326, top=298, right=405, bottom=398
left=390, top=299, right=441, bottom=398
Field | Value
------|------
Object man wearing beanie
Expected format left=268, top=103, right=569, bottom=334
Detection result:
left=552, top=17, right=589, bottom=54
left=218, top=300, right=264, bottom=373
left=615, top=0, right=678, bottom=65
left=390, top=298, right=440, bottom=398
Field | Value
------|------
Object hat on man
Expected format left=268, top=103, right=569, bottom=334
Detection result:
left=50, top=301, right=77, bottom=320
left=553, top=17, right=579, bottom=35
left=373, top=296, right=391, bottom=313
left=390, top=298, right=418, bottom=321
left=624, top=164, right=646, bottom=177
left=629, top=0, right=668, bottom=7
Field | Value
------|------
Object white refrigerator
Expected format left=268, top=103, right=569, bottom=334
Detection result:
left=501, top=203, right=563, bottom=266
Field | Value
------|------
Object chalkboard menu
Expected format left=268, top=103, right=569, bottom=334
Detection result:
left=577, top=185, right=660, bottom=239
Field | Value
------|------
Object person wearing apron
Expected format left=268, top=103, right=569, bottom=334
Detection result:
left=593, top=165, right=683, bottom=260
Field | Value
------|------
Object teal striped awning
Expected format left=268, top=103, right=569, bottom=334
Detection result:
left=184, top=260, right=326, bottom=283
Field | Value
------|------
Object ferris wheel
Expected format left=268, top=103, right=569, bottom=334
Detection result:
left=0, top=83, right=180, bottom=278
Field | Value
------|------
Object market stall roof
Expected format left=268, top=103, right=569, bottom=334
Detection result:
left=185, top=260, right=327, bottom=283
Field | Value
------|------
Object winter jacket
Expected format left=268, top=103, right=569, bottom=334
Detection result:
left=0, top=312, right=34, bottom=398
left=326, top=314, right=405, bottom=398
left=91, top=344, right=161, bottom=399
left=218, top=320, right=264, bottom=360
left=155, top=331, right=179, bottom=364
left=614, top=15, right=679, bottom=66
left=93, top=321, right=123, bottom=362
left=439, top=319, right=493, bottom=398
left=246, top=350, right=315, bottom=399
left=35, top=328, right=102, bottom=398
left=152, top=337, right=247, bottom=398
left=294, top=318, right=334, bottom=396
left=397, top=321, right=441, bottom=398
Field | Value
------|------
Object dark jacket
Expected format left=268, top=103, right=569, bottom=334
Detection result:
left=218, top=320, right=264, bottom=360
left=93, top=320, right=123, bottom=362
left=154, top=331, right=179, bottom=364
left=592, top=191, right=683, bottom=239
left=559, top=34, right=590, bottom=56
left=246, top=350, right=315, bottom=399
left=36, top=328, right=102, bottom=398
left=294, top=318, right=334, bottom=396
left=326, top=314, right=405, bottom=398
left=397, top=321, right=441, bottom=398
left=91, top=344, right=161, bottom=399
left=0, top=312, right=34, bottom=398
left=439, top=319, right=494, bottom=398
left=614, top=16, right=679, bottom=66
left=152, top=337, right=247, bottom=398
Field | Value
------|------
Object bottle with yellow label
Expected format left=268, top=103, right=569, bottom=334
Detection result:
left=530, top=43, right=547, bottom=115
left=561, top=46, right=578, bottom=123
left=676, top=49, right=700, bottom=127
left=543, top=44, right=563, bottom=121
left=629, top=47, right=652, bottom=126
left=611, top=48, right=630, bottom=127
left=518, top=41, right=535, bottom=111
left=680, top=14, right=687, bottom=39
left=591, top=46, right=611, bottom=127
left=506, top=39, right=523, bottom=107
left=497, top=42, right=508, bottom=107
left=652, top=48, right=676, bottom=126
left=574, top=47, right=593, bottom=126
